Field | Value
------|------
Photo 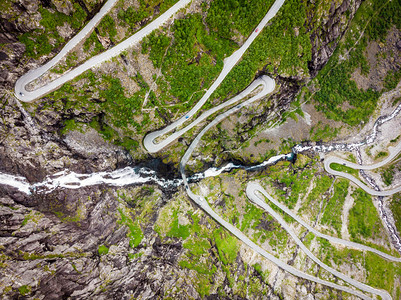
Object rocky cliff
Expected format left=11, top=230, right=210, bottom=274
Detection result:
left=0, top=0, right=372, bottom=299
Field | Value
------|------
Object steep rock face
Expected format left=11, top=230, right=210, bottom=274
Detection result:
left=236, top=0, right=362, bottom=137
left=307, top=0, right=362, bottom=77
left=0, top=95, right=132, bottom=183
left=0, top=0, right=40, bottom=79
left=0, top=0, right=363, bottom=299
left=0, top=0, right=129, bottom=182
left=0, top=186, right=282, bottom=299
left=0, top=0, right=362, bottom=178
left=0, top=0, right=56, bottom=87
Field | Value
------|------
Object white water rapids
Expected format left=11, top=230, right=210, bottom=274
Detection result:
left=1, top=103, right=400, bottom=196
left=0, top=153, right=292, bottom=195
left=293, top=103, right=401, bottom=153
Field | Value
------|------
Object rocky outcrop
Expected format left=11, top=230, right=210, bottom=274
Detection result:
left=0, top=185, right=282, bottom=299
left=234, top=0, right=363, bottom=146
left=0, top=0, right=116, bottom=177
left=307, top=0, right=363, bottom=77
left=0, top=0, right=366, bottom=299
left=0, top=94, right=133, bottom=184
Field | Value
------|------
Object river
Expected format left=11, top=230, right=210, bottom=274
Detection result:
left=1, top=103, right=399, bottom=197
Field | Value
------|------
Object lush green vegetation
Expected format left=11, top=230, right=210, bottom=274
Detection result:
left=390, top=193, right=401, bottom=233
left=98, top=245, right=109, bottom=256
left=52, top=52, right=80, bottom=74
left=316, top=236, right=401, bottom=291
left=18, top=285, right=31, bottom=296
left=118, top=0, right=178, bottom=30
left=214, top=0, right=312, bottom=100
left=99, top=76, right=143, bottom=128
left=153, top=169, right=293, bottom=297
left=118, top=208, right=143, bottom=248
left=270, top=162, right=315, bottom=209
left=42, top=1, right=252, bottom=152
left=117, top=185, right=271, bottom=298
left=213, top=228, right=239, bottom=265
left=118, top=187, right=159, bottom=224
left=313, top=54, right=379, bottom=125
left=35, top=0, right=314, bottom=158
left=301, top=175, right=332, bottom=213
left=83, top=31, right=105, bottom=57
left=81, top=0, right=179, bottom=57
left=142, top=13, right=236, bottom=109
left=141, top=31, right=171, bottom=68
left=160, top=209, right=236, bottom=297
left=392, top=97, right=401, bottom=106
left=330, top=163, right=359, bottom=177
left=317, top=236, right=349, bottom=265
left=19, top=5, right=86, bottom=58
left=177, top=215, right=217, bottom=273
left=42, top=70, right=146, bottom=152
left=375, top=151, right=388, bottom=160
left=310, top=122, right=340, bottom=142
left=166, top=211, right=191, bottom=239
left=12, top=0, right=401, bottom=296
left=240, top=203, right=266, bottom=232
left=321, top=180, right=349, bottom=235
left=206, top=0, right=272, bottom=39
left=382, top=165, right=395, bottom=186
left=98, top=15, right=117, bottom=41
left=390, top=135, right=400, bottom=143
left=348, top=189, right=383, bottom=240
left=384, top=69, right=401, bottom=90
left=252, top=263, right=269, bottom=281
left=312, top=0, right=401, bottom=125
left=60, top=119, right=82, bottom=135
left=240, top=201, right=289, bottom=247
left=363, top=0, right=401, bottom=42
left=364, top=252, right=401, bottom=291
left=141, top=0, right=314, bottom=116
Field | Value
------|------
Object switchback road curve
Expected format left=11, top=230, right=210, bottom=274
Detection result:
left=143, top=0, right=285, bottom=153
left=143, top=76, right=275, bottom=152
left=324, top=141, right=401, bottom=196
left=247, top=182, right=398, bottom=299
left=246, top=182, right=401, bottom=262
left=178, top=78, right=385, bottom=300
left=13, top=0, right=396, bottom=297
left=14, top=0, right=192, bottom=102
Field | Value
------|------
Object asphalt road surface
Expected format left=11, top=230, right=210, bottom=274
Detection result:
left=14, top=0, right=397, bottom=297
left=324, top=141, right=401, bottom=196
left=177, top=74, right=388, bottom=299
left=14, top=0, right=191, bottom=102
left=247, top=182, right=395, bottom=299
left=247, top=182, right=401, bottom=262
left=144, top=76, right=275, bottom=152
left=143, top=0, right=285, bottom=153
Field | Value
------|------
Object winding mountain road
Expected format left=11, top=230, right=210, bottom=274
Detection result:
left=184, top=191, right=377, bottom=300
left=14, top=0, right=399, bottom=298
left=176, top=84, right=400, bottom=299
left=246, top=182, right=401, bottom=262
left=324, top=141, right=401, bottom=196
left=246, top=182, right=392, bottom=300
left=178, top=76, right=386, bottom=299
left=14, top=0, right=191, bottom=102
left=143, top=0, right=285, bottom=153
left=144, top=76, right=275, bottom=152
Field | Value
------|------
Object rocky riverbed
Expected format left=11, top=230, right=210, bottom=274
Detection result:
left=2, top=0, right=401, bottom=299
